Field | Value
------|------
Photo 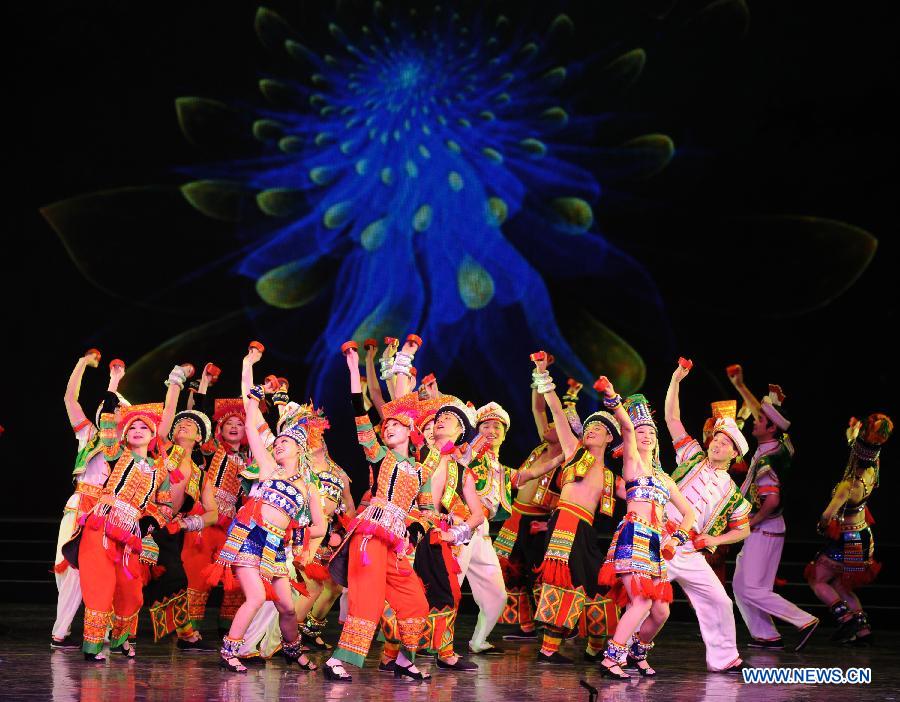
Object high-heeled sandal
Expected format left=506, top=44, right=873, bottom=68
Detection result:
left=220, top=636, right=247, bottom=673
left=630, top=658, right=656, bottom=677
left=627, top=636, right=656, bottom=675
left=599, top=661, right=631, bottom=680
left=323, top=660, right=353, bottom=682
left=219, top=656, right=248, bottom=673
left=110, top=641, right=136, bottom=659
left=293, top=654, right=318, bottom=671
left=394, top=662, right=432, bottom=682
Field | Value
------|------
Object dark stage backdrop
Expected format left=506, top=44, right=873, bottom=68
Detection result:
left=3, top=1, right=897, bottom=558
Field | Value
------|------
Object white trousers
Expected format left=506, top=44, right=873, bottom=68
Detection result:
left=52, top=499, right=82, bottom=640
left=239, top=602, right=283, bottom=658
left=733, top=519, right=815, bottom=639
left=456, top=521, right=506, bottom=650
left=666, top=548, right=741, bottom=671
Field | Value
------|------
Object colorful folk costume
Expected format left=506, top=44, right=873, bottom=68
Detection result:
left=61, top=400, right=174, bottom=658
left=805, top=413, right=893, bottom=644
left=408, top=442, right=469, bottom=666
left=299, top=457, right=350, bottom=646
left=700, top=401, right=748, bottom=585
left=326, top=392, right=429, bottom=672
left=664, top=418, right=752, bottom=671
left=495, top=387, right=581, bottom=637
left=144, top=410, right=210, bottom=643
left=452, top=401, right=512, bottom=654
left=181, top=399, right=248, bottom=638
left=534, top=412, right=621, bottom=661
left=494, top=443, right=561, bottom=636
left=733, top=389, right=818, bottom=650
left=595, top=394, right=683, bottom=673
left=52, top=395, right=127, bottom=645
left=206, top=419, right=314, bottom=667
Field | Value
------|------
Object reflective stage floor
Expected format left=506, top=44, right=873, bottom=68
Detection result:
left=0, top=605, right=896, bottom=701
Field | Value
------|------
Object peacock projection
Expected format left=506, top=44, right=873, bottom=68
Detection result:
left=42, top=1, right=878, bottom=438
left=176, top=3, right=671, bottom=402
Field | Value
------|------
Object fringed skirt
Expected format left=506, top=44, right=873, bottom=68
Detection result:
left=536, top=501, right=605, bottom=600
left=805, top=525, right=881, bottom=588
left=599, top=512, right=672, bottom=605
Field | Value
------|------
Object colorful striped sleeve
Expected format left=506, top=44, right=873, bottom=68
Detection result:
left=672, top=432, right=702, bottom=465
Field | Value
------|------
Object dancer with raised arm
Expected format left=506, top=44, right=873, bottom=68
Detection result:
left=806, top=413, right=892, bottom=645
left=324, top=340, right=431, bottom=683
left=531, top=354, right=621, bottom=664
left=597, top=391, right=696, bottom=678
left=728, top=366, right=819, bottom=651
left=61, top=390, right=174, bottom=661
left=660, top=359, right=752, bottom=673
left=496, top=379, right=577, bottom=641
left=208, top=344, right=326, bottom=673
left=52, top=350, right=126, bottom=649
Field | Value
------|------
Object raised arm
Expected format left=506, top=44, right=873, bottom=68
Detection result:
left=531, top=388, right=550, bottom=443
left=159, top=365, right=189, bottom=440
left=64, top=353, right=94, bottom=429
left=726, top=365, right=762, bottom=419
left=363, top=341, right=386, bottom=417
left=345, top=345, right=387, bottom=464
left=599, top=377, right=639, bottom=479
left=242, top=349, right=278, bottom=481
left=381, top=339, right=398, bottom=399
left=664, top=362, right=691, bottom=441
left=533, top=355, right=579, bottom=459
left=390, top=336, right=421, bottom=398
left=345, top=346, right=362, bottom=394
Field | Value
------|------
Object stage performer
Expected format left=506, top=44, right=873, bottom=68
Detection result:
left=698, top=400, right=748, bottom=585
left=660, top=359, right=751, bottom=673
left=410, top=396, right=485, bottom=672
left=145, top=364, right=213, bottom=647
left=597, top=392, right=696, bottom=678
left=61, top=390, right=176, bottom=661
left=531, top=355, right=621, bottom=665
left=295, top=406, right=356, bottom=651
left=728, top=368, right=819, bottom=651
left=179, top=380, right=249, bottom=648
left=52, top=350, right=126, bottom=648
left=208, top=345, right=326, bottom=673
left=323, top=340, right=432, bottom=683
left=805, top=413, right=892, bottom=645
left=496, top=380, right=579, bottom=641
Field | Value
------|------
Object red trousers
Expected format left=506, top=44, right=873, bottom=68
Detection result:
left=332, top=533, right=428, bottom=668
left=78, top=526, right=146, bottom=653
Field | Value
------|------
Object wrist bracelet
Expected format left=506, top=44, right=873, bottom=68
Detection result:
left=247, top=384, right=265, bottom=401
left=183, top=515, right=205, bottom=532
left=391, top=351, right=414, bottom=377
left=272, top=391, right=290, bottom=406
left=379, top=357, right=395, bottom=380
left=165, top=368, right=186, bottom=389
left=602, top=394, right=623, bottom=409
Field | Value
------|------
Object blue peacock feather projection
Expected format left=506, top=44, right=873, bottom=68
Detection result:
left=177, top=2, right=672, bottom=408
left=39, top=1, right=881, bottom=455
